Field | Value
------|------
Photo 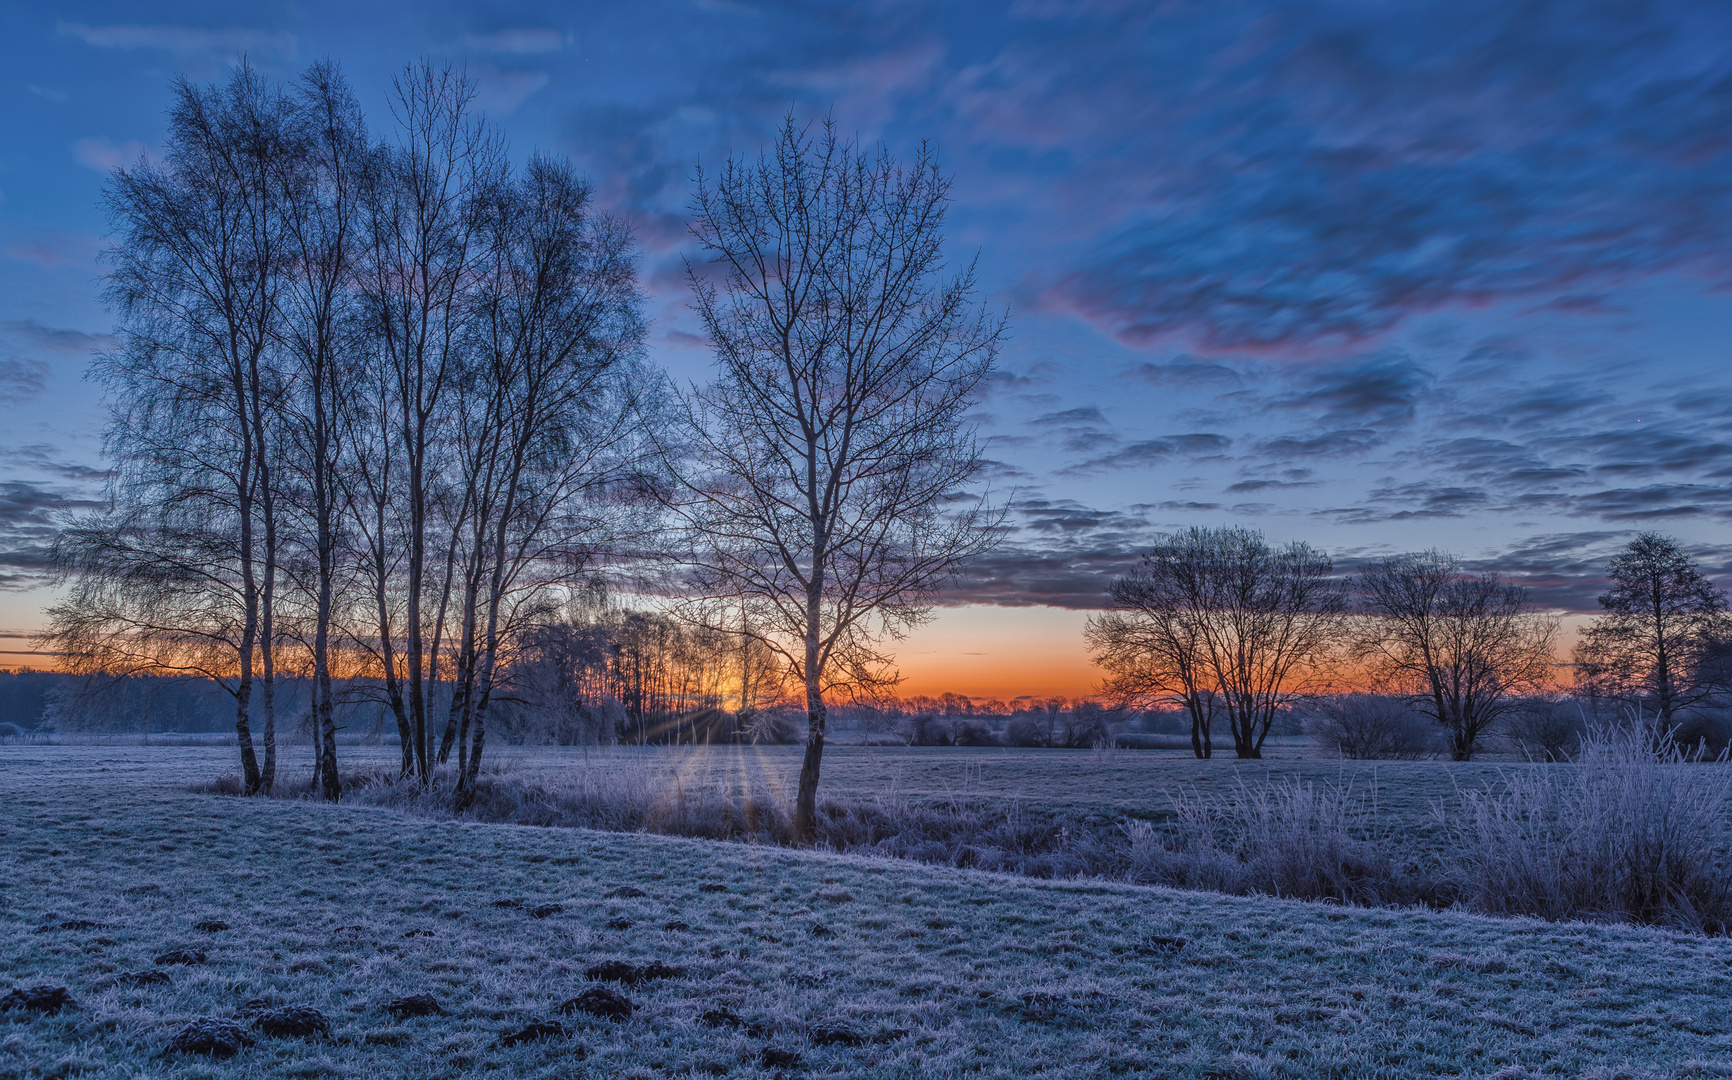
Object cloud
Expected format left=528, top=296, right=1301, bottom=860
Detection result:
left=470, top=65, right=551, bottom=117
left=1025, top=405, right=1117, bottom=453
left=1255, top=429, right=1383, bottom=458
left=960, top=1, right=1732, bottom=350
left=0, top=481, right=102, bottom=591
left=1269, top=355, right=1433, bottom=427
left=1228, top=478, right=1317, bottom=493
left=0, top=445, right=110, bottom=482
left=0, top=321, right=110, bottom=404
left=457, top=29, right=569, bottom=54
left=1125, top=359, right=1244, bottom=389
left=1062, top=432, right=1231, bottom=475
left=71, top=137, right=150, bottom=173
left=1573, top=485, right=1732, bottom=520
left=1031, top=406, right=1106, bottom=427
left=27, top=85, right=68, bottom=104
left=1015, top=498, right=1146, bottom=536
left=942, top=544, right=1141, bottom=608
left=0, top=360, right=48, bottom=404
left=57, top=22, right=296, bottom=71
left=1364, top=481, right=1491, bottom=519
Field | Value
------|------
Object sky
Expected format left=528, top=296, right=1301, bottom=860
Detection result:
left=2, top=0, right=1731, bottom=697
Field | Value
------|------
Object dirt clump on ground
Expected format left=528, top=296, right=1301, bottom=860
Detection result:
left=383, top=994, right=443, bottom=1019
left=0, top=986, right=74, bottom=1015
left=161, top=1018, right=254, bottom=1058
left=557, top=986, right=634, bottom=1021
left=252, top=1004, right=330, bottom=1038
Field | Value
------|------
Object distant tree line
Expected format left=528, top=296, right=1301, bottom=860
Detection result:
left=1089, top=526, right=1732, bottom=761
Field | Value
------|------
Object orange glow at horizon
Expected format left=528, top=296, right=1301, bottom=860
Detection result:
left=887, top=604, right=1101, bottom=700
left=2, top=609, right=1594, bottom=702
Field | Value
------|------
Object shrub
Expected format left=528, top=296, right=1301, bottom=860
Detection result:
left=1671, top=708, right=1732, bottom=759
left=0, top=721, right=24, bottom=740
left=1002, top=715, right=1051, bottom=748
left=1058, top=704, right=1111, bottom=748
left=1441, top=725, right=1732, bottom=932
left=1124, top=777, right=1415, bottom=906
left=952, top=717, right=997, bottom=747
left=904, top=714, right=953, bottom=746
left=1505, top=699, right=1586, bottom=761
left=1305, top=695, right=1437, bottom=759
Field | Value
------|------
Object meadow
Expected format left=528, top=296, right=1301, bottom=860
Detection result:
left=5, top=744, right=1732, bottom=1078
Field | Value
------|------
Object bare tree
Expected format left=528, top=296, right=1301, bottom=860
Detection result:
left=353, top=62, right=503, bottom=781
left=1355, top=550, right=1557, bottom=760
left=275, top=62, right=367, bottom=800
left=447, top=156, right=650, bottom=808
left=672, top=117, right=1004, bottom=839
left=45, top=66, right=294, bottom=792
left=1088, top=592, right=1219, bottom=758
left=1575, top=532, right=1731, bottom=728
left=1089, top=526, right=1344, bottom=759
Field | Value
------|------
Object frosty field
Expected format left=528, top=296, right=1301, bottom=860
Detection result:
left=5, top=745, right=1732, bottom=1079
left=387, top=739, right=1503, bottom=830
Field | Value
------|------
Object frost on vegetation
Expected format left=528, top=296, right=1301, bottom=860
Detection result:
left=1441, top=724, right=1732, bottom=932
left=1123, top=777, right=1415, bottom=907
left=14, top=745, right=1732, bottom=1078
left=1124, top=725, right=1732, bottom=932
left=161, top=1017, right=254, bottom=1058
left=207, top=739, right=1732, bottom=932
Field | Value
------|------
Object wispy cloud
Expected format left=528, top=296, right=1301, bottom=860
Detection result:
left=57, top=22, right=296, bottom=71
left=456, top=29, right=569, bottom=54
left=470, top=65, right=551, bottom=117
left=960, top=1, right=1732, bottom=350
left=0, top=480, right=102, bottom=591
left=71, top=137, right=150, bottom=173
left=0, top=321, right=111, bottom=404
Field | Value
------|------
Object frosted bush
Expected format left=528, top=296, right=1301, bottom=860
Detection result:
left=1442, top=725, right=1732, bottom=931
left=1124, top=776, right=1414, bottom=906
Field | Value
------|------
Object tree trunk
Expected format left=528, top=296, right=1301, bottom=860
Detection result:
left=314, top=566, right=338, bottom=801
left=794, top=630, right=825, bottom=842
left=372, top=526, right=414, bottom=777
left=1450, top=712, right=1475, bottom=761
left=235, top=664, right=261, bottom=793
left=1187, top=694, right=1211, bottom=759
left=438, top=588, right=478, bottom=765
left=257, top=415, right=279, bottom=795
left=1231, top=704, right=1260, bottom=759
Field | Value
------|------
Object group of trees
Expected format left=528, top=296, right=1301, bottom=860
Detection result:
left=1090, top=527, right=1732, bottom=760
left=41, top=62, right=1000, bottom=837
left=44, top=63, right=649, bottom=808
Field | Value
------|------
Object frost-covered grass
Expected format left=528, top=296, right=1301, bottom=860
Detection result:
left=6, top=746, right=1732, bottom=1078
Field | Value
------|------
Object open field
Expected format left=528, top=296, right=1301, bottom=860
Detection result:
left=4, top=746, right=1732, bottom=1078
left=261, top=738, right=1514, bottom=828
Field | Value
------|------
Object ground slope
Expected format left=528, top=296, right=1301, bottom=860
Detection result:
left=1, top=747, right=1730, bottom=1079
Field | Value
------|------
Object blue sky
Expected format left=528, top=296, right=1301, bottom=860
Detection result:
left=2, top=0, right=1731, bottom=692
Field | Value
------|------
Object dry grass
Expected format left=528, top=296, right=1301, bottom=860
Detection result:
left=210, top=739, right=1732, bottom=928
left=1441, top=727, right=1732, bottom=931
left=6, top=745, right=1732, bottom=1078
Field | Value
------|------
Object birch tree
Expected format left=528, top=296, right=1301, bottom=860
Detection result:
left=275, top=62, right=367, bottom=799
left=47, top=66, right=294, bottom=792
left=353, top=63, right=502, bottom=781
